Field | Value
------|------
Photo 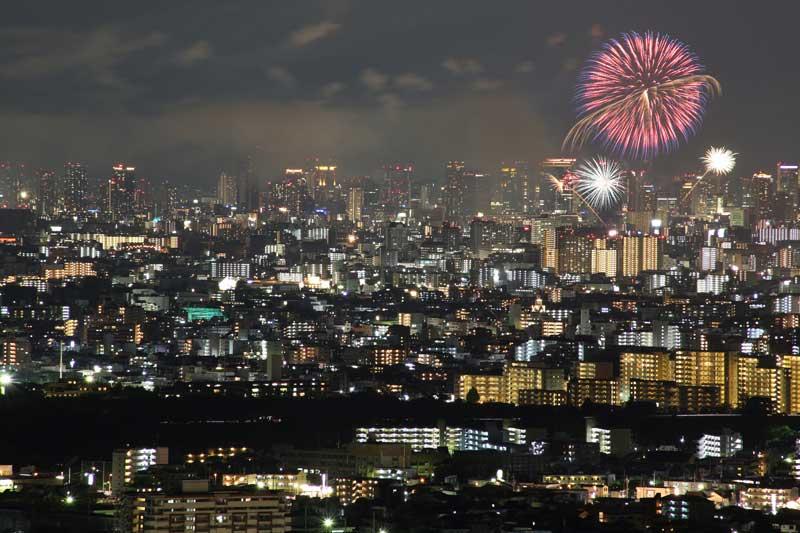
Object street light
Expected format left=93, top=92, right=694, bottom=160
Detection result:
left=323, top=517, right=334, bottom=529
left=0, top=373, right=11, bottom=395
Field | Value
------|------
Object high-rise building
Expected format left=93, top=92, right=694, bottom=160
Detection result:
left=384, top=163, right=413, bottom=211
left=557, top=229, right=593, bottom=275
left=674, top=351, right=738, bottom=408
left=310, top=161, right=337, bottom=205
left=495, top=162, right=530, bottom=214
left=283, top=168, right=311, bottom=217
left=37, top=169, right=58, bottom=217
left=347, top=187, right=363, bottom=224
left=107, top=163, right=136, bottom=220
left=217, top=172, right=238, bottom=206
left=444, top=161, right=466, bottom=222
left=736, top=356, right=786, bottom=412
left=776, top=162, right=799, bottom=222
left=63, top=162, right=87, bottom=215
left=239, top=155, right=259, bottom=212
left=620, top=235, right=663, bottom=277
left=625, top=169, right=648, bottom=212
left=782, top=355, right=800, bottom=415
left=540, top=158, right=576, bottom=213
left=743, top=171, right=774, bottom=223
left=591, top=240, right=618, bottom=277
left=619, top=352, right=673, bottom=401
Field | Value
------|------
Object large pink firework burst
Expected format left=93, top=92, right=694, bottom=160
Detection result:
left=563, top=31, right=720, bottom=160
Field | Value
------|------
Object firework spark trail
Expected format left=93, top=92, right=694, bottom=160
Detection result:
left=575, top=157, right=626, bottom=210
left=681, top=146, right=737, bottom=203
left=543, top=172, right=608, bottom=225
left=563, top=32, right=720, bottom=160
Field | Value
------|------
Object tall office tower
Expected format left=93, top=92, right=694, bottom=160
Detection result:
left=239, top=155, right=260, bottom=211
left=152, top=181, right=177, bottom=219
left=464, top=169, right=488, bottom=218
left=557, top=229, right=593, bottom=275
left=776, top=162, right=799, bottom=222
left=539, top=158, right=576, bottom=213
left=625, top=169, right=647, bottom=212
left=284, top=168, right=311, bottom=217
left=384, top=162, right=413, bottom=211
left=496, top=162, right=527, bottom=215
left=444, top=160, right=466, bottom=222
left=63, top=162, right=87, bottom=215
left=742, top=171, right=774, bottom=225
left=347, top=187, right=364, bottom=224
left=641, top=183, right=656, bottom=212
left=470, top=218, right=497, bottom=255
left=217, top=172, right=238, bottom=206
left=133, top=176, right=151, bottom=216
left=620, top=235, right=663, bottom=277
left=310, top=161, right=337, bottom=205
left=107, top=163, right=136, bottom=219
left=37, top=169, right=58, bottom=217
left=674, top=351, right=739, bottom=408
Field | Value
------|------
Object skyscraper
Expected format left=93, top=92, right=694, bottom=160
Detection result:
left=776, top=162, right=799, bottom=222
left=37, top=169, right=58, bottom=217
left=310, top=161, right=337, bottom=206
left=621, top=235, right=663, bottom=277
left=107, top=163, right=136, bottom=220
left=347, top=187, right=364, bottom=224
left=497, top=162, right=530, bottom=214
left=284, top=168, right=311, bottom=217
left=540, top=158, right=576, bottom=214
left=63, top=162, right=87, bottom=215
left=239, top=155, right=260, bottom=212
left=384, top=163, right=413, bottom=212
left=217, top=172, right=238, bottom=206
left=444, top=161, right=466, bottom=222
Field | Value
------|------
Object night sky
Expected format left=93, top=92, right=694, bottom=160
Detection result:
left=1, top=0, right=798, bottom=185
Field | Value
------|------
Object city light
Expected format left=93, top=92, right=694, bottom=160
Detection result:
left=0, top=7, right=794, bottom=531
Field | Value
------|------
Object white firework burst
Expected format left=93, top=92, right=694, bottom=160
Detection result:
left=702, top=146, right=736, bottom=176
left=575, top=156, right=626, bottom=209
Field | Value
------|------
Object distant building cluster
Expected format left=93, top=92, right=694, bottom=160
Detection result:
left=4, top=155, right=800, bottom=531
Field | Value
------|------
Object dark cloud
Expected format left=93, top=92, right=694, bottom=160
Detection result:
left=471, top=78, right=504, bottom=92
left=514, top=61, right=535, bottom=74
left=394, top=73, right=433, bottom=91
left=0, top=27, right=165, bottom=86
left=286, top=20, right=341, bottom=48
left=442, top=57, right=483, bottom=75
left=359, top=68, right=388, bottom=91
left=0, top=0, right=798, bottom=184
left=266, top=66, right=296, bottom=87
left=174, top=41, right=212, bottom=66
